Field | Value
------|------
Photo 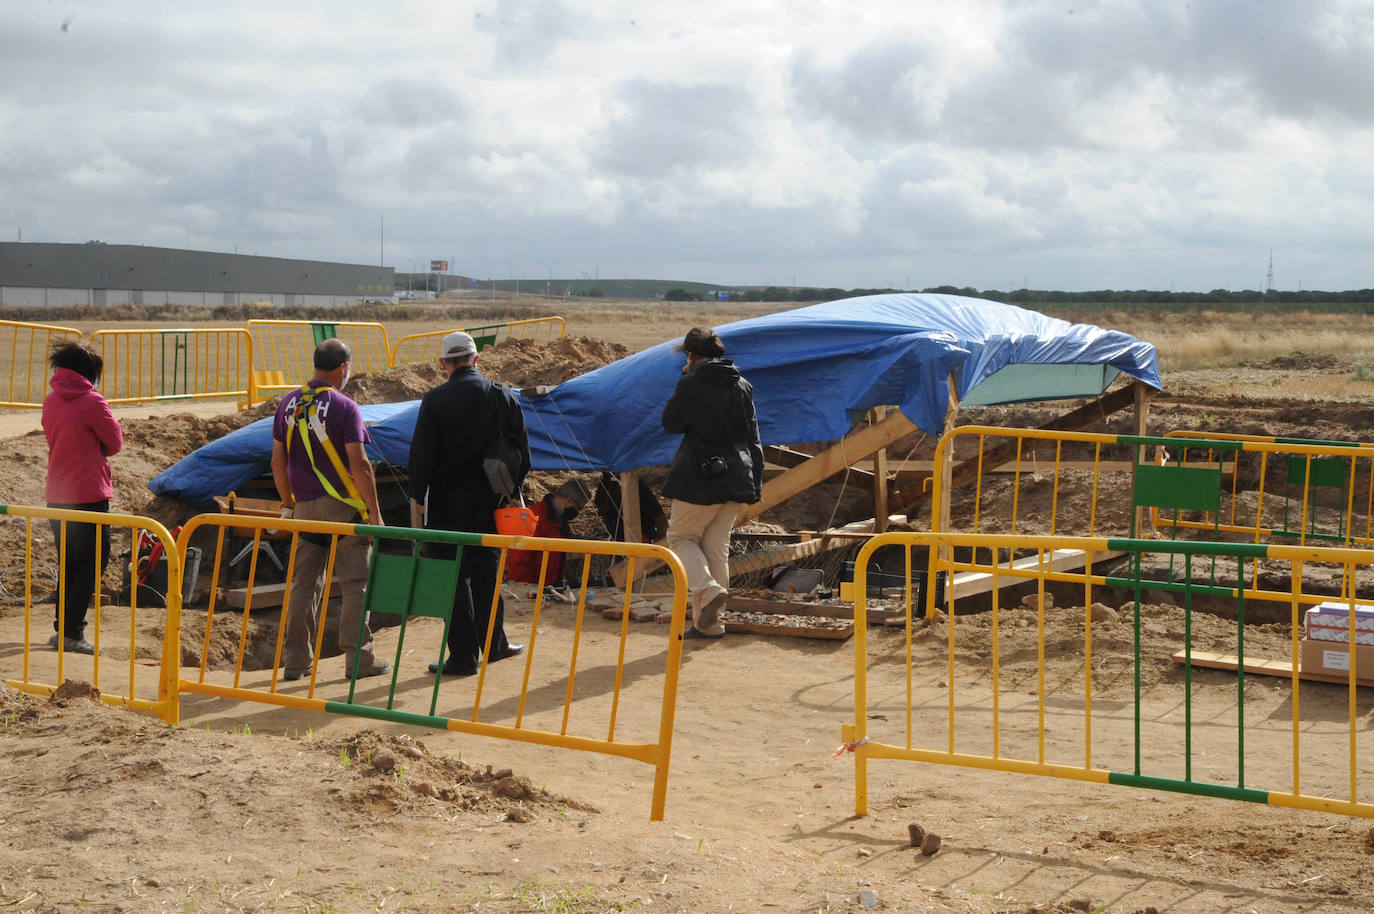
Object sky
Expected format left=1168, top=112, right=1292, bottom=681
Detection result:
left=3, top=1, right=1372, bottom=293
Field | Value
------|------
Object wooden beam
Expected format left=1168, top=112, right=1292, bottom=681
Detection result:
left=938, top=374, right=959, bottom=537
left=1169, top=650, right=1374, bottom=688
left=1131, top=380, right=1156, bottom=537
left=765, top=445, right=875, bottom=481
left=737, top=409, right=917, bottom=524
left=726, top=537, right=836, bottom=576
left=872, top=407, right=889, bottom=534
left=947, top=548, right=1124, bottom=601
left=620, top=470, right=642, bottom=546
left=725, top=512, right=915, bottom=576
left=222, top=581, right=342, bottom=611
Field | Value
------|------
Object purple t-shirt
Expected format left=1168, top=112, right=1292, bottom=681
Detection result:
left=272, top=382, right=370, bottom=503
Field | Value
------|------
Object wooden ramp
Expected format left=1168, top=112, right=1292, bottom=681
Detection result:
left=1171, top=650, right=1374, bottom=688
left=949, top=548, right=1125, bottom=600
left=838, top=548, right=1124, bottom=603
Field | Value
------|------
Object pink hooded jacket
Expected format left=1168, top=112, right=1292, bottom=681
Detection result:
left=42, top=367, right=123, bottom=504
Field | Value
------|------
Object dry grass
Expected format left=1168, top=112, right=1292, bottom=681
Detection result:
left=10, top=296, right=1374, bottom=403
left=1099, top=309, right=1374, bottom=371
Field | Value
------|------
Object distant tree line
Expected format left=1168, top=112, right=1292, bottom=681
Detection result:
left=659, top=285, right=1374, bottom=307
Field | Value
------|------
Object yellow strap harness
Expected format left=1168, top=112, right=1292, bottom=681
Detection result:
left=283, top=384, right=369, bottom=522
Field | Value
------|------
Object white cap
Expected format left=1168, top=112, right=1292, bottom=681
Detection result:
left=441, top=331, right=477, bottom=359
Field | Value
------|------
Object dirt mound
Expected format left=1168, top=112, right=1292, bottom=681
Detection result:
left=0, top=682, right=595, bottom=909
left=1249, top=351, right=1342, bottom=371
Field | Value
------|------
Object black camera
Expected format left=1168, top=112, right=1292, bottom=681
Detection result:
left=697, top=454, right=728, bottom=478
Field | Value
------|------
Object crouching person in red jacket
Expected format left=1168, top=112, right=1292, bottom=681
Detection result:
left=42, top=341, right=123, bottom=655
left=506, top=480, right=591, bottom=587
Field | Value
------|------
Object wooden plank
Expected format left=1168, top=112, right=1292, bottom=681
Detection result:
left=222, top=581, right=341, bottom=611
left=872, top=407, right=889, bottom=534
left=621, top=470, right=642, bottom=546
left=948, top=549, right=1125, bottom=600
left=767, top=445, right=874, bottom=480
left=1169, top=649, right=1374, bottom=688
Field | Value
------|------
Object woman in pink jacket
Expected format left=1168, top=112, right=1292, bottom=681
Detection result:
left=42, top=342, right=122, bottom=654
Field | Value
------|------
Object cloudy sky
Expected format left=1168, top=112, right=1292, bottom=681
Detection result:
left=3, top=1, right=1372, bottom=292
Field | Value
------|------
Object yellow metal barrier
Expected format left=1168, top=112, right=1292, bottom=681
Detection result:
left=933, top=425, right=1374, bottom=547
left=391, top=316, right=567, bottom=365
left=0, top=504, right=181, bottom=724
left=89, top=327, right=256, bottom=407
left=931, top=425, right=1141, bottom=538
left=0, top=319, right=82, bottom=408
left=246, top=320, right=391, bottom=396
left=174, top=512, right=687, bottom=820
left=845, top=530, right=1374, bottom=821
left=1162, top=430, right=1374, bottom=548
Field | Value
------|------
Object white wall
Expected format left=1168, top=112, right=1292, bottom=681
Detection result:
left=1, top=287, right=370, bottom=308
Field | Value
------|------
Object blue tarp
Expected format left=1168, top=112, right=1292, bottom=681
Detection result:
left=150, top=293, right=1161, bottom=504
left=149, top=401, right=414, bottom=506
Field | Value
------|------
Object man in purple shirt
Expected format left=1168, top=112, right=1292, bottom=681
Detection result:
left=270, top=338, right=389, bottom=682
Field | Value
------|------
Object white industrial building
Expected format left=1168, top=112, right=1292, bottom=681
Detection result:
left=0, top=242, right=394, bottom=308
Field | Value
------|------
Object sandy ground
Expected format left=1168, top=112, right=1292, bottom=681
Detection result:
left=3, top=597, right=1373, bottom=914
left=3, top=334, right=1374, bottom=912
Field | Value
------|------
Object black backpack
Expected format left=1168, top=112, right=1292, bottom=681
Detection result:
left=482, top=382, right=526, bottom=499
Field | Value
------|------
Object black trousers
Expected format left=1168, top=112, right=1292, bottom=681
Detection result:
left=425, top=540, right=512, bottom=669
left=47, top=500, right=110, bottom=638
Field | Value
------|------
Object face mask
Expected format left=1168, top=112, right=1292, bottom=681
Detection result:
left=339, top=367, right=351, bottom=391
left=563, top=506, right=580, bottom=523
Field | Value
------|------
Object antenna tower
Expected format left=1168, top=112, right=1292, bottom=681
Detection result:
left=1264, top=250, right=1273, bottom=293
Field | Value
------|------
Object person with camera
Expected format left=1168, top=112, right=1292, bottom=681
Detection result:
left=661, top=327, right=763, bottom=639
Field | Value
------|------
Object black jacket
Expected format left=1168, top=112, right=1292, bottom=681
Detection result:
left=661, top=358, right=763, bottom=506
left=408, top=366, right=531, bottom=532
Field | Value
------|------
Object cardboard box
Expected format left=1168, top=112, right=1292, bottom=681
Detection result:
left=1300, top=637, right=1374, bottom=679
left=1305, top=601, right=1374, bottom=645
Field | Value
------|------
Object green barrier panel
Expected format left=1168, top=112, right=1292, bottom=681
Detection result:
left=349, top=543, right=465, bottom=715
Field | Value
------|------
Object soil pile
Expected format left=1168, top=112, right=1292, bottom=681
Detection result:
left=0, top=682, right=596, bottom=911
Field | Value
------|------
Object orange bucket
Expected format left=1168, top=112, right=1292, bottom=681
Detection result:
left=494, top=505, right=537, bottom=536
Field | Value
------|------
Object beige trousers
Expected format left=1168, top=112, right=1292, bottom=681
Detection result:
left=667, top=499, right=740, bottom=629
left=281, top=495, right=378, bottom=672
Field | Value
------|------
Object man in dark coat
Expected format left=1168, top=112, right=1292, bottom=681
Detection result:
left=661, top=327, right=764, bottom=639
left=408, top=331, right=529, bottom=675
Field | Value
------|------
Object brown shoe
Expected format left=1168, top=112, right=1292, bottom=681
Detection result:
left=345, top=660, right=392, bottom=679
left=696, top=592, right=729, bottom=632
